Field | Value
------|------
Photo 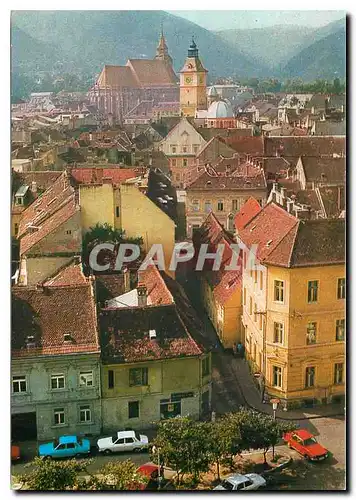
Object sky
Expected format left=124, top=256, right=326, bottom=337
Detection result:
left=167, top=10, right=346, bottom=31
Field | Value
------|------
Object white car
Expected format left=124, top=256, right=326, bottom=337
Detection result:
left=97, top=430, right=149, bottom=454
left=213, top=473, right=266, bottom=491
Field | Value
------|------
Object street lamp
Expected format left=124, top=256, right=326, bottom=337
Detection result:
left=152, top=445, right=163, bottom=490
left=270, top=398, right=280, bottom=420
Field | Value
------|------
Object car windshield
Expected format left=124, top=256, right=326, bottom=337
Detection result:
left=221, top=480, right=234, bottom=491
left=304, top=437, right=317, bottom=446
left=53, top=439, right=60, bottom=448
left=112, top=435, right=118, bottom=443
left=77, top=438, right=82, bottom=446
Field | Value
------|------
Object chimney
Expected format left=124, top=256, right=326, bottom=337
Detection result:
left=31, top=181, right=37, bottom=194
left=287, top=200, right=294, bottom=214
left=137, top=282, right=147, bottom=307
left=123, top=266, right=130, bottom=293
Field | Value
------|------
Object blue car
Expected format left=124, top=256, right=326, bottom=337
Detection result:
left=38, top=435, right=91, bottom=459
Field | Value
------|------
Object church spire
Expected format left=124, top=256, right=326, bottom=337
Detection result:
left=155, top=26, right=173, bottom=66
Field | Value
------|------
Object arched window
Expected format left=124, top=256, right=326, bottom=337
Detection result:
left=227, top=213, right=234, bottom=232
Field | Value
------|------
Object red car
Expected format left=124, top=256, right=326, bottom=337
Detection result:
left=136, top=463, right=162, bottom=490
left=283, top=429, right=329, bottom=461
left=11, top=444, right=21, bottom=461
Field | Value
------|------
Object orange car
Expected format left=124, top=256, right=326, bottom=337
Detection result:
left=11, top=444, right=20, bottom=461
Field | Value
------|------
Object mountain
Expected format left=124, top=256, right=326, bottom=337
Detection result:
left=215, top=25, right=315, bottom=69
left=11, top=25, right=59, bottom=71
left=281, top=25, right=346, bottom=81
left=11, top=10, right=269, bottom=79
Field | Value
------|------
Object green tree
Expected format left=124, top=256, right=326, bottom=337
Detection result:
left=82, top=223, right=143, bottom=275
left=154, top=417, right=211, bottom=485
left=81, top=460, right=148, bottom=490
left=17, top=457, right=91, bottom=491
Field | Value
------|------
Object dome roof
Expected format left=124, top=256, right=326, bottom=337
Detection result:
left=207, top=86, right=218, bottom=97
left=207, top=99, right=234, bottom=119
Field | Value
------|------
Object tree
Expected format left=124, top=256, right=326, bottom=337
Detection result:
left=17, top=457, right=91, bottom=491
left=81, top=460, right=148, bottom=490
left=81, top=223, right=143, bottom=275
left=153, top=417, right=211, bottom=484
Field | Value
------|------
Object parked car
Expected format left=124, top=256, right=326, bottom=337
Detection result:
left=213, top=473, right=266, bottom=491
left=97, top=430, right=149, bottom=454
left=11, top=444, right=21, bottom=461
left=38, top=435, right=91, bottom=459
left=283, top=429, right=329, bottom=461
left=136, top=463, right=161, bottom=490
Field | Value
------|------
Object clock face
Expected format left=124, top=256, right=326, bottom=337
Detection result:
left=185, top=76, right=192, bottom=84
left=187, top=63, right=193, bottom=69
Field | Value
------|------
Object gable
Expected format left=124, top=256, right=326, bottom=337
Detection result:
left=160, top=118, right=206, bottom=148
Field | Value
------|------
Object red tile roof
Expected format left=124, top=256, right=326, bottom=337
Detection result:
left=139, top=265, right=173, bottom=306
left=20, top=196, right=79, bottom=256
left=238, top=202, right=345, bottom=267
left=127, top=59, right=177, bottom=86
left=234, top=197, right=262, bottom=231
left=264, top=136, right=346, bottom=157
left=222, top=136, right=264, bottom=155
left=186, top=164, right=266, bottom=191
left=70, top=168, right=140, bottom=185
left=12, top=278, right=99, bottom=358
left=44, top=261, right=87, bottom=287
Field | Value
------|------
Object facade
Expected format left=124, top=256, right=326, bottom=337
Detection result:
left=74, top=170, right=175, bottom=275
left=99, top=265, right=212, bottom=431
left=11, top=262, right=102, bottom=441
left=193, top=213, right=242, bottom=348
left=180, top=39, right=208, bottom=117
left=186, top=161, right=267, bottom=238
left=236, top=201, right=345, bottom=408
left=158, top=117, right=207, bottom=188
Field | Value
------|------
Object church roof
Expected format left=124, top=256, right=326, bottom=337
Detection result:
left=96, top=65, right=137, bottom=88
left=127, top=59, right=177, bottom=86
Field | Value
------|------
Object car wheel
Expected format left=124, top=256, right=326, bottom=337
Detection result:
left=104, top=449, right=112, bottom=455
left=133, top=447, right=142, bottom=453
left=44, top=456, right=52, bottom=460
left=75, top=453, right=83, bottom=458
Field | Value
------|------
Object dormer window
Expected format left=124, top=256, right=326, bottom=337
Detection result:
left=63, top=333, right=73, bottom=343
left=149, top=329, right=157, bottom=340
left=266, top=239, right=273, bottom=247
left=26, top=335, right=36, bottom=347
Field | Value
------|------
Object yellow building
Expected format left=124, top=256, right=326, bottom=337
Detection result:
left=194, top=213, right=242, bottom=349
left=75, top=170, right=176, bottom=275
left=180, top=38, right=208, bottom=117
left=98, top=265, right=212, bottom=430
left=236, top=201, right=345, bottom=409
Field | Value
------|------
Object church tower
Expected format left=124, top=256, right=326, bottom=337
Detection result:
left=155, top=28, right=173, bottom=66
left=179, top=38, right=208, bottom=117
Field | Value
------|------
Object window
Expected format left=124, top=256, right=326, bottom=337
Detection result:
left=171, top=159, right=177, bottom=167
left=274, top=280, right=284, bottom=303
left=308, top=280, right=318, bottom=303
left=12, top=375, right=27, bottom=393
left=336, top=319, right=345, bottom=341
left=204, top=200, right=212, bottom=213
left=193, top=145, right=199, bottom=154
left=79, top=371, right=93, bottom=387
left=334, top=363, right=344, bottom=384
left=51, top=374, right=65, bottom=390
left=254, top=304, right=257, bottom=322
left=260, top=271, right=263, bottom=290
left=192, top=199, right=199, bottom=212
left=273, top=366, right=282, bottom=388
left=129, top=367, right=148, bottom=387
left=274, top=322, right=284, bottom=344
left=54, top=408, right=65, bottom=426
left=128, top=401, right=140, bottom=419
left=306, top=322, right=317, bottom=345
left=176, top=173, right=181, bottom=181
left=249, top=296, right=253, bottom=315
left=125, top=437, right=135, bottom=444
left=254, top=270, right=258, bottom=284
left=259, top=314, right=263, bottom=331
left=14, top=223, right=19, bottom=235
left=202, top=356, right=210, bottom=377
left=108, top=370, right=114, bottom=389
left=171, top=146, right=177, bottom=153
left=66, top=230, right=72, bottom=235
left=232, top=199, right=238, bottom=211
left=79, top=405, right=91, bottom=423
left=116, top=206, right=120, bottom=218
left=66, top=443, right=75, bottom=449
left=182, top=146, right=187, bottom=153
left=337, top=278, right=346, bottom=299
left=243, top=287, right=246, bottom=306
left=183, top=159, right=188, bottom=167
left=217, top=200, right=224, bottom=211
left=305, top=367, right=315, bottom=388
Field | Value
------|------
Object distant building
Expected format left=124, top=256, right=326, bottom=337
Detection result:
left=89, top=32, right=179, bottom=123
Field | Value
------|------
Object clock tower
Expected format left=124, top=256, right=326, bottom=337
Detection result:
left=180, top=38, right=208, bottom=117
